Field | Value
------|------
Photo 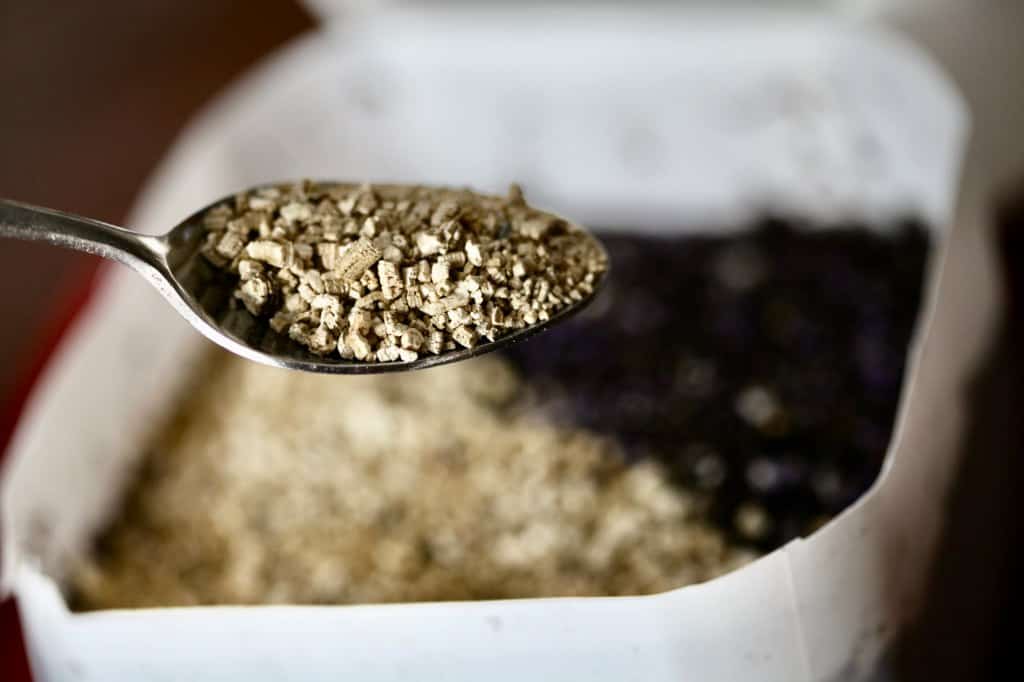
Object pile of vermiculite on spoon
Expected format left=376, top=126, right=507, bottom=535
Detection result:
left=199, top=182, right=607, bottom=363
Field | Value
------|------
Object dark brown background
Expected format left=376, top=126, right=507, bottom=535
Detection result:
left=0, top=2, right=312, bottom=678
left=0, top=0, right=313, bottom=402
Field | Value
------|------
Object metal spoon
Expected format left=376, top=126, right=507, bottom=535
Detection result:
left=0, top=189, right=607, bottom=374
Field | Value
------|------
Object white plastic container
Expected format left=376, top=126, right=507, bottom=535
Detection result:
left=2, top=6, right=985, bottom=681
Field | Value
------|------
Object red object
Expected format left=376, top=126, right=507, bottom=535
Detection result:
left=0, top=261, right=102, bottom=682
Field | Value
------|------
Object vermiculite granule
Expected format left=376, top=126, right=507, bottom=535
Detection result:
left=71, top=353, right=753, bottom=609
left=198, top=182, right=607, bottom=363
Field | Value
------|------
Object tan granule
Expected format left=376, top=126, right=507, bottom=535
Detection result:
left=70, top=353, right=754, bottom=610
left=199, top=181, right=608, bottom=363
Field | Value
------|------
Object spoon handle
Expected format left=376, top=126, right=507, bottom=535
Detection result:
left=0, top=199, right=165, bottom=274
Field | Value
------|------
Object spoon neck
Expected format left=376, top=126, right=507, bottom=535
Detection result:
left=0, top=199, right=167, bottom=275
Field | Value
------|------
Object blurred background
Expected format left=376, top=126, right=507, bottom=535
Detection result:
left=0, top=0, right=313, bottom=405
left=1, top=1, right=1022, bottom=681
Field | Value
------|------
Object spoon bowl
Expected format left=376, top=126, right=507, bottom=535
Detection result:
left=0, top=186, right=608, bottom=374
